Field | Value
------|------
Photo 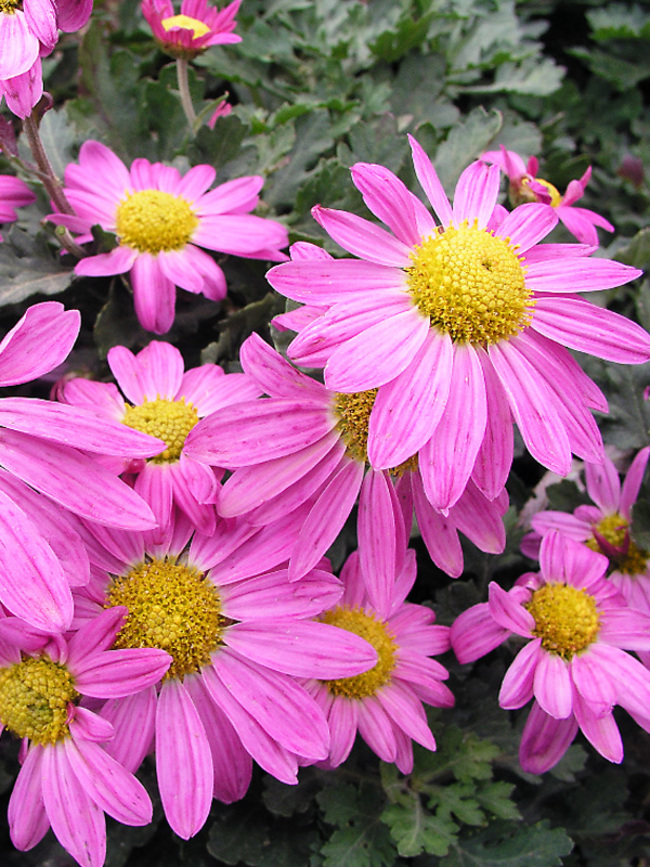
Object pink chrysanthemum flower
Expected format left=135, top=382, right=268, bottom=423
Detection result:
left=267, top=136, right=649, bottom=512
left=0, top=606, right=170, bottom=867
left=0, top=0, right=57, bottom=83
left=59, top=339, right=261, bottom=535
left=73, top=507, right=377, bottom=839
left=142, top=0, right=241, bottom=59
left=304, top=547, right=453, bottom=773
left=0, top=173, right=35, bottom=238
left=48, top=141, right=289, bottom=334
left=522, top=448, right=650, bottom=620
left=481, top=145, right=614, bottom=246
left=185, top=332, right=507, bottom=610
left=451, top=532, right=650, bottom=773
left=0, top=303, right=166, bottom=633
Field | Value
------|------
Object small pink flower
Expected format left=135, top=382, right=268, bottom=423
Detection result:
left=48, top=140, right=289, bottom=334
left=142, top=0, right=241, bottom=59
left=481, top=145, right=614, bottom=246
left=0, top=607, right=170, bottom=867
left=207, top=97, right=231, bottom=129
left=0, top=172, right=35, bottom=238
left=305, top=548, right=453, bottom=774
left=522, top=448, right=650, bottom=618
left=59, top=339, right=261, bottom=535
left=451, top=532, right=650, bottom=773
left=73, top=507, right=377, bottom=839
left=267, top=137, right=649, bottom=511
left=185, top=331, right=507, bottom=611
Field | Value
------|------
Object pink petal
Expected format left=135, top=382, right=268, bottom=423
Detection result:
left=358, top=469, right=398, bottom=617
left=311, top=205, right=413, bottom=266
left=327, top=694, right=359, bottom=767
left=408, top=135, right=453, bottom=226
left=519, top=701, right=578, bottom=774
left=488, top=581, right=534, bottom=636
left=0, top=303, right=79, bottom=387
left=499, top=640, right=540, bottom=708
left=156, top=679, right=214, bottom=839
left=450, top=602, right=509, bottom=663
left=72, top=647, right=171, bottom=698
left=570, top=652, right=616, bottom=716
left=584, top=456, right=621, bottom=514
left=356, top=696, right=397, bottom=763
left=75, top=245, right=138, bottom=277
left=621, top=446, right=650, bottom=517
left=108, top=341, right=184, bottom=402
left=494, top=202, right=558, bottom=252
left=267, top=258, right=405, bottom=305
left=533, top=651, right=573, bottom=719
left=452, top=162, right=501, bottom=229
left=131, top=254, right=176, bottom=335
left=471, top=347, right=513, bottom=499
left=572, top=689, right=623, bottom=763
left=526, top=257, right=642, bottom=294
left=376, top=681, right=436, bottom=750
left=8, top=746, right=49, bottom=851
left=240, top=331, right=327, bottom=401
left=221, top=567, right=343, bottom=621
left=100, top=689, right=156, bottom=773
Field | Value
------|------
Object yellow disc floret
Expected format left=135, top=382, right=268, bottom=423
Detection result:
left=586, top=512, right=649, bottom=575
left=106, top=557, right=224, bottom=681
left=123, top=397, right=199, bottom=463
left=406, top=220, right=531, bottom=345
left=161, top=13, right=210, bottom=37
left=0, top=657, right=78, bottom=745
left=115, top=189, right=198, bottom=255
left=322, top=606, right=397, bottom=699
left=0, top=0, right=21, bottom=12
left=526, top=583, right=600, bottom=660
left=518, top=176, right=562, bottom=208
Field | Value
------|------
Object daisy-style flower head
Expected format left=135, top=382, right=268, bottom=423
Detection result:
left=74, top=507, right=377, bottom=840
left=451, top=532, right=650, bottom=774
left=0, top=607, right=170, bottom=867
left=143, top=0, right=242, bottom=59
left=522, top=448, right=650, bottom=616
left=0, top=173, right=35, bottom=239
left=48, top=141, right=289, bottom=334
left=267, top=136, right=649, bottom=512
left=305, top=548, right=453, bottom=774
left=184, top=331, right=507, bottom=611
left=481, top=145, right=615, bottom=246
left=59, top=339, right=261, bottom=535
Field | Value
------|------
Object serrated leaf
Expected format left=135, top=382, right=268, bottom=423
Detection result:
left=0, top=229, right=72, bottom=307
left=321, top=824, right=396, bottom=867
left=474, top=781, right=521, bottom=821
left=433, top=107, right=503, bottom=192
left=36, top=107, right=78, bottom=183
left=382, top=799, right=458, bottom=858
left=442, top=820, right=573, bottom=867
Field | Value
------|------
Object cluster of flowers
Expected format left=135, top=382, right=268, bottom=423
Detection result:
left=0, top=0, right=649, bottom=865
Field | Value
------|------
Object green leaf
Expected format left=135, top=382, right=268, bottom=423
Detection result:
left=442, top=820, right=574, bottom=867
left=318, top=781, right=397, bottom=867
left=433, top=107, right=503, bottom=192
left=0, top=229, right=73, bottom=308
left=36, top=107, right=79, bottom=183
left=587, top=4, right=650, bottom=42
left=381, top=799, right=458, bottom=858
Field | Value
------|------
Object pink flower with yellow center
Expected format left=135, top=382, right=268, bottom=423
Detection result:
left=142, top=0, right=241, bottom=59
left=267, top=137, right=649, bottom=512
left=0, top=173, right=35, bottom=237
left=522, top=448, right=650, bottom=630
left=0, top=607, right=170, bottom=867
left=305, top=548, right=453, bottom=773
left=451, top=532, right=650, bottom=773
left=185, top=332, right=507, bottom=612
left=48, top=140, right=289, bottom=334
left=482, top=145, right=614, bottom=246
left=59, top=339, right=261, bottom=536
left=72, top=507, right=377, bottom=840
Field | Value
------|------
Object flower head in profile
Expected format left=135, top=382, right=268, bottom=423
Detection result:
left=74, top=507, right=377, bottom=840
left=59, top=339, right=261, bottom=536
left=451, top=532, right=650, bottom=773
left=305, top=548, right=453, bottom=773
left=143, top=0, right=241, bottom=59
left=185, top=331, right=507, bottom=611
left=0, top=607, right=170, bottom=867
left=522, top=448, right=650, bottom=617
left=0, top=173, right=35, bottom=238
left=481, top=145, right=614, bottom=245
left=49, top=141, right=288, bottom=334
left=267, top=136, right=649, bottom=512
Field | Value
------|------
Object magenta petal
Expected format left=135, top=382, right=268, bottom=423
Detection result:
left=408, top=135, right=453, bottom=226
left=0, top=488, right=72, bottom=631
left=75, top=245, right=137, bottom=277
left=311, top=205, right=413, bottom=266
left=419, top=343, right=487, bottom=511
left=156, top=679, right=214, bottom=839
left=73, top=647, right=171, bottom=698
left=450, top=481, right=506, bottom=555
left=526, top=257, right=642, bottom=294
left=499, top=640, right=540, bottom=709
left=620, top=446, right=650, bottom=518
left=41, top=743, right=106, bottom=867
left=539, top=532, right=607, bottom=591
left=376, top=681, right=436, bottom=750
left=358, top=469, right=398, bottom=618
left=368, top=330, right=453, bottom=469
left=63, top=737, right=152, bottom=825
left=267, top=258, right=405, bottom=305
left=570, top=653, right=616, bottom=716
left=412, top=475, right=463, bottom=577
left=453, top=162, right=501, bottom=229
left=519, top=701, right=578, bottom=774
left=450, top=602, right=509, bottom=663
left=221, top=568, right=343, bottom=621
left=0, top=303, right=79, bottom=387
left=131, top=254, right=176, bottom=335
left=225, top=620, right=377, bottom=678
left=584, top=457, right=621, bottom=514
left=356, top=696, right=397, bottom=763
left=240, top=332, right=327, bottom=401
left=69, top=707, right=114, bottom=743
left=598, top=608, right=650, bottom=650
left=488, top=582, right=534, bottom=636
left=211, top=649, right=329, bottom=759
left=327, top=695, right=359, bottom=767
left=8, top=746, right=49, bottom=852
left=471, top=348, right=513, bottom=499
left=100, top=689, right=156, bottom=773
left=108, top=341, right=184, bottom=402
left=572, top=689, right=623, bottom=763
left=533, top=651, right=573, bottom=719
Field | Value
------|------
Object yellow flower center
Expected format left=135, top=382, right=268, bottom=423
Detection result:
left=115, top=189, right=198, bottom=255
left=0, top=0, right=21, bottom=12
left=161, top=13, right=210, bottom=38
left=520, top=176, right=562, bottom=208
left=322, top=606, right=397, bottom=699
left=106, top=557, right=225, bottom=681
left=122, top=397, right=199, bottom=463
left=332, top=389, right=418, bottom=475
left=585, top=512, right=649, bottom=576
left=526, top=583, right=600, bottom=660
left=406, top=220, right=531, bottom=345
left=0, top=657, right=78, bottom=746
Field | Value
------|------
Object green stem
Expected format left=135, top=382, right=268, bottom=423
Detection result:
left=23, top=113, right=84, bottom=258
left=176, top=57, right=197, bottom=130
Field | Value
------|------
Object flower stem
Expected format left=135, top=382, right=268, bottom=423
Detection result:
left=176, top=58, right=197, bottom=130
left=23, top=113, right=84, bottom=258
